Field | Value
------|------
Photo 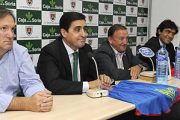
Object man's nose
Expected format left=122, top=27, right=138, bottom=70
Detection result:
left=81, top=29, right=87, bottom=37
left=7, top=29, right=14, bottom=38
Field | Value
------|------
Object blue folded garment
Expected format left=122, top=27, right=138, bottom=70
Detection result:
left=108, top=81, right=180, bottom=116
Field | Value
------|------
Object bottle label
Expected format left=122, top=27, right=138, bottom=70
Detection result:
left=157, top=56, right=168, bottom=61
left=176, top=53, right=180, bottom=58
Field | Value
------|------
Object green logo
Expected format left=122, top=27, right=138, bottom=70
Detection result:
left=49, top=27, right=56, bottom=35
left=130, top=18, right=133, bottom=24
left=88, top=3, right=93, bottom=10
left=26, top=12, right=33, bottom=21
left=88, top=27, right=92, bottom=34
left=140, top=28, right=144, bottom=33
left=130, top=0, right=134, bottom=3
left=141, top=9, right=144, bottom=14
left=26, top=42, right=33, bottom=50
left=0, top=0, right=4, bottom=3
left=129, top=38, right=132, bottom=44
left=49, top=0, right=56, bottom=7
left=118, top=7, right=121, bottom=13
left=103, top=16, right=108, bottom=23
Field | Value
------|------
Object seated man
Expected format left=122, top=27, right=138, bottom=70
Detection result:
left=0, top=7, right=53, bottom=113
left=37, top=12, right=112, bottom=95
left=139, top=19, right=179, bottom=71
left=94, top=24, right=148, bottom=80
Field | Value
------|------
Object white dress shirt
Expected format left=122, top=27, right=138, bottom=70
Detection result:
left=62, top=40, right=89, bottom=92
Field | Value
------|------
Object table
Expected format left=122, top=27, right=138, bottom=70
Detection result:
left=1, top=78, right=180, bottom=120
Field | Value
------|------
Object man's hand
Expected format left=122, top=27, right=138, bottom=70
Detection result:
left=28, top=90, right=53, bottom=112
left=128, top=65, right=142, bottom=79
left=88, top=74, right=113, bottom=90
left=7, top=90, right=53, bottom=112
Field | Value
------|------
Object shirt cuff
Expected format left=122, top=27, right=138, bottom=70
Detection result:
left=24, top=83, right=46, bottom=97
left=0, top=94, right=13, bottom=113
left=83, top=81, right=89, bottom=92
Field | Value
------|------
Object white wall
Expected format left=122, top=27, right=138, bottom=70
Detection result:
left=149, top=0, right=180, bottom=47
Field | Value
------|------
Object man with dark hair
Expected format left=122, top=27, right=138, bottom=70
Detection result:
left=139, top=19, right=179, bottom=70
left=0, top=7, right=53, bottom=113
left=37, top=12, right=112, bottom=95
left=94, top=24, right=148, bottom=80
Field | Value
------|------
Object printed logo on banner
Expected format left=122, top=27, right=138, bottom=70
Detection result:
left=130, top=27, right=133, bottom=33
left=138, top=8, right=148, bottom=17
left=113, top=5, right=126, bottom=15
left=87, top=27, right=98, bottom=38
left=141, top=18, right=144, bottom=23
left=49, top=0, right=56, bottom=7
left=99, top=3, right=113, bottom=15
left=42, top=26, right=60, bottom=39
left=118, top=16, right=122, bottom=22
left=42, top=0, right=63, bottom=11
left=17, top=10, right=41, bottom=25
left=137, top=27, right=147, bottom=36
left=50, top=12, right=56, bottom=22
left=142, top=0, right=144, bottom=4
left=104, top=27, right=108, bottom=34
left=104, top=4, right=108, bottom=11
left=131, top=7, right=134, bottom=13
left=82, top=2, right=98, bottom=14
left=26, top=26, right=33, bottom=36
left=17, top=40, right=41, bottom=54
left=128, top=37, right=136, bottom=46
left=126, top=0, right=138, bottom=6
left=88, top=39, right=92, bottom=45
left=126, top=17, right=137, bottom=26
left=141, top=37, right=144, bottom=42
left=88, top=15, right=93, bottom=22
left=99, top=15, right=113, bottom=26
left=26, top=0, right=33, bottom=6
left=0, top=0, right=16, bottom=8
left=71, top=0, right=76, bottom=9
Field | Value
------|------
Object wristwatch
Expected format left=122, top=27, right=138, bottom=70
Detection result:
left=138, top=64, right=143, bottom=69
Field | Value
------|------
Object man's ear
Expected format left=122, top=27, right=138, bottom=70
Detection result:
left=60, top=29, right=67, bottom=38
left=108, top=37, right=113, bottom=44
left=158, top=29, right=161, bottom=35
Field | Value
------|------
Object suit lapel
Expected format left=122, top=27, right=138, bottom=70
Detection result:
left=79, top=48, right=86, bottom=81
left=58, top=39, right=72, bottom=78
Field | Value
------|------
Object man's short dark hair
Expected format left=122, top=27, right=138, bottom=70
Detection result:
left=59, top=12, right=85, bottom=37
left=156, top=19, right=179, bottom=37
left=108, top=24, right=127, bottom=37
left=0, top=7, right=15, bottom=22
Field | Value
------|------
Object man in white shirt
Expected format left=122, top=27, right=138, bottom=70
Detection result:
left=0, top=7, right=53, bottom=112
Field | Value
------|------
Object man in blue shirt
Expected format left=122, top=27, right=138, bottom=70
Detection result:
left=0, top=7, right=53, bottom=112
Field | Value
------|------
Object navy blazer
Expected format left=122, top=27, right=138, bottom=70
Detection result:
left=37, top=36, right=96, bottom=95
left=94, top=41, right=148, bottom=80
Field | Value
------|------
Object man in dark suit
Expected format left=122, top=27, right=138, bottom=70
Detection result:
left=139, top=19, right=179, bottom=71
left=37, top=12, right=112, bottom=95
left=94, top=24, right=148, bottom=80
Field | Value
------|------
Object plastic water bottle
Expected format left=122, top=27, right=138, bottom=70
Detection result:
left=175, top=45, right=180, bottom=79
left=156, top=46, right=168, bottom=85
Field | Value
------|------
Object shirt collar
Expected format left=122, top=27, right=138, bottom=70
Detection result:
left=110, top=44, right=125, bottom=56
left=62, top=39, right=79, bottom=55
left=159, top=39, right=166, bottom=47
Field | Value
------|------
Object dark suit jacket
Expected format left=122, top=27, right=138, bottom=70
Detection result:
left=139, top=37, right=175, bottom=71
left=94, top=41, right=148, bottom=80
left=37, top=37, right=96, bottom=95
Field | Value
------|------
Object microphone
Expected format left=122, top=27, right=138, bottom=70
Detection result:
left=88, top=52, right=100, bottom=91
left=86, top=52, right=109, bottom=98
